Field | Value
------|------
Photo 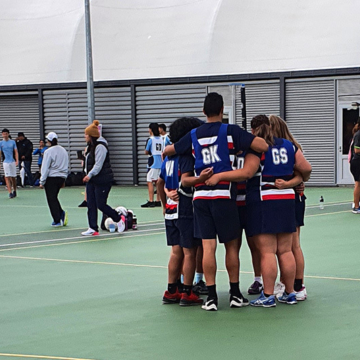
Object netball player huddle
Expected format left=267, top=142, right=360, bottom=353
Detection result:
left=161, top=92, right=312, bottom=311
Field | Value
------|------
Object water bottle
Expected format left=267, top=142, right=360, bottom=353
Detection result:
left=132, top=214, right=138, bottom=230
left=319, top=196, right=324, bottom=210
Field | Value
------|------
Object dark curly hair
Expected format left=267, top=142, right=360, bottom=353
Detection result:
left=169, top=117, right=203, bottom=144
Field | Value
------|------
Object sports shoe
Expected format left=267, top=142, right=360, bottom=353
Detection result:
left=179, top=291, right=203, bottom=306
left=141, top=201, right=155, bottom=208
left=201, top=297, right=218, bottom=311
left=274, top=282, right=285, bottom=296
left=192, top=280, right=209, bottom=295
left=250, top=291, right=276, bottom=308
left=51, top=221, right=62, bottom=227
left=162, top=290, right=182, bottom=304
left=9, top=193, right=14, bottom=199
left=295, top=286, right=307, bottom=301
left=78, top=200, right=87, bottom=208
left=12, top=191, right=17, bottom=198
left=154, top=201, right=161, bottom=207
left=276, top=291, right=298, bottom=305
left=60, top=210, right=68, bottom=226
left=352, top=207, right=360, bottom=214
left=230, top=293, right=250, bottom=308
left=81, top=228, right=99, bottom=236
left=117, top=215, right=126, bottom=233
left=247, top=280, right=263, bottom=295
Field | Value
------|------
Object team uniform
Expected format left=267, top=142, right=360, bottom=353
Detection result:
left=160, top=154, right=201, bottom=249
left=295, top=192, right=306, bottom=227
left=350, top=129, right=360, bottom=181
left=234, top=152, right=248, bottom=234
left=246, top=137, right=297, bottom=237
left=162, top=134, right=171, bottom=148
left=175, top=122, right=255, bottom=243
left=0, top=139, right=17, bottom=177
left=146, top=136, right=163, bottom=182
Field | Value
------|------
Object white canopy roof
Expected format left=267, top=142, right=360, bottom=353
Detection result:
left=1, top=0, right=359, bottom=86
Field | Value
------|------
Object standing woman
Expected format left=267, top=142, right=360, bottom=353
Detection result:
left=350, top=118, right=360, bottom=213
left=33, top=139, right=48, bottom=170
left=82, top=120, right=124, bottom=236
left=40, top=132, right=68, bottom=227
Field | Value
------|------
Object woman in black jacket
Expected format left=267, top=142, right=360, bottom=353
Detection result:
left=81, top=120, right=125, bottom=236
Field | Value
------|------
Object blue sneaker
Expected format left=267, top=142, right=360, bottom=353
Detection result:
left=250, top=291, right=276, bottom=308
left=276, top=291, right=297, bottom=305
left=51, top=222, right=62, bottom=227
left=352, top=207, right=360, bottom=214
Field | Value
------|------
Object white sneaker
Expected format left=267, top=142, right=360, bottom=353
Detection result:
left=295, top=286, right=307, bottom=301
left=117, top=215, right=126, bottom=233
left=81, top=228, right=99, bottom=236
left=274, top=282, right=285, bottom=296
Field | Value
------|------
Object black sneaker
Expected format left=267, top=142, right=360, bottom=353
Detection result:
left=12, top=191, right=17, bottom=198
left=247, top=280, right=263, bottom=295
left=78, top=200, right=87, bottom=208
left=193, top=280, right=209, bottom=295
left=9, top=193, right=14, bottom=199
left=201, top=297, right=218, bottom=311
left=141, top=201, right=155, bottom=208
left=230, top=293, right=250, bottom=308
left=154, top=201, right=161, bottom=207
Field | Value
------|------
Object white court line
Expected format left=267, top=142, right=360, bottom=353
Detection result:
left=1, top=254, right=359, bottom=282
left=0, top=353, right=95, bottom=360
left=0, top=226, right=165, bottom=249
left=306, top=201, right=352, bottom=209
left=305, top=210, right=350, bottom=218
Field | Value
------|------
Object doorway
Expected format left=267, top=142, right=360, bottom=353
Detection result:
left=337, top=104, right=359, bottom=184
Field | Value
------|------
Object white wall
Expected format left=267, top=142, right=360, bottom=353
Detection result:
left=1, top=0, right=359, bottom=85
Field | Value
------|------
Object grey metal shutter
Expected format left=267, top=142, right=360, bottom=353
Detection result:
left=338, top=78, right=360, bottom=102
left=43, top=87, right=132, bottom=184
left=135, top=84, right=207, bottom=185
left=286, top=79, right=336, bottom=185
left=243, top=81, right=280, bottom=127
left=0, top=93, right=40, bottom=175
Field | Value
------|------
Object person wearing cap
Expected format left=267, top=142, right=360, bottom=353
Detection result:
left=40, top=132, right=69, bottom=227
left=16, top=132, right=34, bottom=186
left=0, top=128, right=19, bottom=198
left=82, top=120, right=125, bottom=236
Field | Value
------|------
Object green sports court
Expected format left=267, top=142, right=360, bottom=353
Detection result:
left=0, top=185, right=359, bottom=360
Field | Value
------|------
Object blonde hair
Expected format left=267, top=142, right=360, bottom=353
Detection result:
left=268, top=115, right=302, bottom=151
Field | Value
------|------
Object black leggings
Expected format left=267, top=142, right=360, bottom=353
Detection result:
left=44, top=177, right=65, bottom=223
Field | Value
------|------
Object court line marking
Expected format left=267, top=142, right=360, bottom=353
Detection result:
left=305, top=210, right=351, bottom=217
left=0, top=354, right=95, bottom=360
left=0, top=231, right=166, bottom=253
left=1, top=254, right=359, bottom=282
left=306, top=201, right=352, bottom=209
left=0, top=227, right=165, bottom=249
left=0, top=221, right=164, bottom=238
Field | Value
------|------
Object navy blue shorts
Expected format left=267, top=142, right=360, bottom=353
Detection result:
left=165, top=219, right=201, bottom=249
left=295, top=194, right=306, bottom=227
left=246, top=199, right=296, bottom=237
left=193, top=199, right=240, bottom=243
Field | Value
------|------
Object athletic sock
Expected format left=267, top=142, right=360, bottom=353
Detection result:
left=207, top=285, right=217, bottom=300
left=229, top=282, right=241, bottom=297
left=168, top=283, right=177, bottom=294
left=254, top=276, right=262, bottom=284
left=183, top=284, right=192, bottom=295
left=195, top=272, right=203, bottom=284
left=294, top=279, right=303, bottom=292
left=264, top=293, right=272, bottom=298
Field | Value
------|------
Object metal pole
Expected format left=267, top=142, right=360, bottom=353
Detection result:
left=85, top=0, right=95, bottom=124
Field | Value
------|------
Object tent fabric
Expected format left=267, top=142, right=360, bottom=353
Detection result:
left=1, top=0, right=359, bottom=86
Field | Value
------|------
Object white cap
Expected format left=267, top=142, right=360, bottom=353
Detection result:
left=46, top=132, right=58, bottom=142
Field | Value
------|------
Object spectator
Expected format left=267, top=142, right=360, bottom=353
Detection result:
left=159, top=123, right=171, bottom=147
left=0, top=128, right=19, bottom=198
left=40, top=132, right=68, bottom=227
left=33, top=139, right=48, bottom=169
left=16, top=132, right=34, bottom=186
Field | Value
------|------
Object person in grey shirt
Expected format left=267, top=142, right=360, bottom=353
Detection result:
left=40, top=132, right=69, bottom=227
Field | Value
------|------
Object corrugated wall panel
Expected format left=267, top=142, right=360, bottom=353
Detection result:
left=136, top=84, right=207, bottom=185
left=286, top=80, right=336, bottom=185
left=244, top=82, right=280, bottom=127
left=43, top=87, right=132, bottom=184
left=0, top=94, right=40, bottom=176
